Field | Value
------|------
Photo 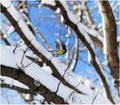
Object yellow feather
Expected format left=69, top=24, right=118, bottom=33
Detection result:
left=56, top=50, right=64, bottom=55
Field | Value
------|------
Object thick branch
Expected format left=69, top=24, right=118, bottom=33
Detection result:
left=1, top=3, right=84, bottom=95
left=1, top=65, right=66, bottom=104
left=98, top=1, right=119, bottom=95
left=54, top=1, right=114, bottom=103
left=1, top=83, right=32, bottom=94
left=89, top=35, right=103, bottom=51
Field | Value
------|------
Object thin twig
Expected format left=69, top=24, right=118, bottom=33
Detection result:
left=92, top=89, right=99, bottom=104
left=68, top=71, right=87, bottom=99
left=13, top=44, right=18, bottom=53
left=20, top=48, right=28, bottom=64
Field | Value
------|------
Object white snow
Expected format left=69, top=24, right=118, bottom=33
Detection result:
left=98, top=3, right=108, bottom=59
left=0, top=45, right=17, bottom=68
left=83, top=79, right=95, bottom=90
left=102, top=60, right=108, bottom=66
left=0, top=0, right=114, bottom=103
left=103, top=32, right=108, bottom=59
left=7, top=26, right=15, bottom=36
left=22, top=94, right=30, bottom=100
left=17, top=39, right=27, bottom=51
left=59, top=0, right=102, bottom=53
left=73, top=5, right=79, bottom=11
left=25, top=51, right=38, bottom=59
left=58, top=3, right=111, bottom=102
left=41, top=0, right=55, bottom=6
left=18, top=19, right=35, bottom=41
left=42, top=66, right=53, bottom=74
left=0, top=0, right=11, bottom=8
left=64, top=71, right=96, bottom=96
left=57, top=83, right=73, bottom=101
left=68, top=11, right=79, bottom=23
left=88, top=50, right=91, bottom=63
left=65, top=26, right=71, bottom=38
left=2, top=0, right=53, bottom=61
left=55, top=8, right=60, bottom=14
left=7, top=5, right=20, bottom=22
left=0, top=45, right=112, bottom=104
left=51, top=57, right=67, bottom=75
left=0, top=45, right=59, bottom=92
left=31, top=39, right=42, bottom=51
left=81, top=24, right=103, bottom=42
left=60, top=84, right=111, bottom=104
left=60, top=1, right=79, bottom=24
left=117, top=36, right=120, bottom=42
left=3, top=34, right=7, bottom=39
left=77, top=23, right=95, bottom=50
left=60, top=15, right=64, bottom=23
left=93, top=91, right=112, bottom=104
left=0, top=76, right=29, bottom=89
left=18, top=18, right=53, bottom=60
left=68, top=93, right=93, bottom=104
left=25, top=64, right=59, bottom=92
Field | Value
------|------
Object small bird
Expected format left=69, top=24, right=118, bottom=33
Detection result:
left=55, top=39, right=67, bottom=55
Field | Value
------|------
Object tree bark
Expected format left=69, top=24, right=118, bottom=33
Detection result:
left=1, top=3, right=84, bottom=95
left=1, top=65, right=66, bottom=104
left=98, top=0, right=119, bottom=96
left=54, top=1, right=114, bottom=103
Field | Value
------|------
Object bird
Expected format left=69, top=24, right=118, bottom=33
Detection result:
left=55, top=39, right=67, bottom=55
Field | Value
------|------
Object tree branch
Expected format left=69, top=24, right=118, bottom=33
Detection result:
left=0, top=30, right=14, bottom=46
left=1, top=65, right=66, bottom=104
left=98, top=1, right=119, bottom=96
left=1, top=83, right=32, bottom=94
left=1, top=2, right=84, bottom=95
left=52, top=1, right=114, bottom=103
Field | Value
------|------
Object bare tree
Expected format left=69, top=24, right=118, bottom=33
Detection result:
left=0, top=0, right=119, bottom=104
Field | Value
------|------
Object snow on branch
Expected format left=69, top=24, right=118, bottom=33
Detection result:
left=0, top=45, right=111, bottom=104
left=0, top=76, right=28, bottom=89
left=0, top=45, right=58, bottom=91
left=0, top=30, right=14, bottom=46
left=1, top=64, right=65, bottom=104
left=0, top=0, right=116, bottom=104
left=98, top=1, right=119, bottom=96
left=1, top=0, right=89, bottom=95
left=117, top=36, right=120, bottom=42
left=1, top=0, right=53, bottom=60
left=41, top=0, right=55, bottom=6
left=98, top=2, right=108, bottom=59
left=0, top=45, right=66, bottom=103
left=18, top=6, right=52, bottom=53
left=51, top=1, right=114, bottom=103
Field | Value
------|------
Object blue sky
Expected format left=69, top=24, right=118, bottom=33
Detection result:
left=1, top=0, right=119, bottom=104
